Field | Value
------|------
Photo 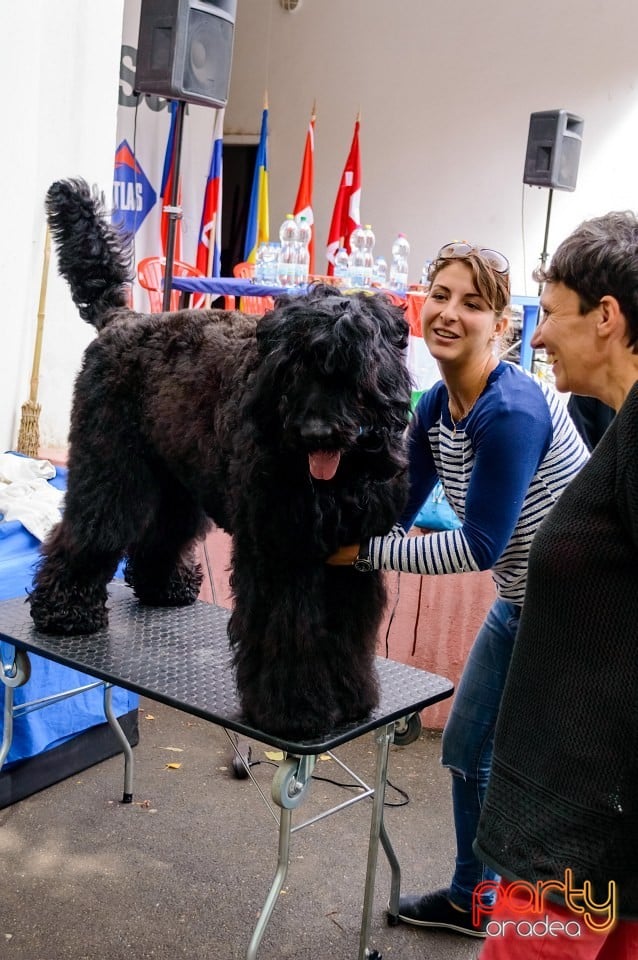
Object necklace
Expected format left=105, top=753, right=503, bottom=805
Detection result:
left=448, top=373, right=490, bottom=437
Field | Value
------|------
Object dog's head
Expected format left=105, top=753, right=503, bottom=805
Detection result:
left=243, top=284, right=412, bottom=482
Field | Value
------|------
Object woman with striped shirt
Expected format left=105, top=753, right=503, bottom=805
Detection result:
left=330, top=242, right=589, bottom=938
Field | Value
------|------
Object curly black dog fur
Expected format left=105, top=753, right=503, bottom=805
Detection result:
left=30, top=178, right=413, bottom=738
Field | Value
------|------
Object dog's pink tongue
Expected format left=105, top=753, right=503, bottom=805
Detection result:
left=309, top=450, right=341, bottom=481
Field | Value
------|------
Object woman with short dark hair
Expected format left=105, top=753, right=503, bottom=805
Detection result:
left=476, top=211, right=638, bottom=958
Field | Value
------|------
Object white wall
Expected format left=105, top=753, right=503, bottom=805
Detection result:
left=1, top=1, right=124, bottom=453
left=4, top=0, right=638, bottom=452
left=226, top=0, right=638, bottom=295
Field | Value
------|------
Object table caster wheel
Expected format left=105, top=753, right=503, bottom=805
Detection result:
left=393, top=712, right=421, bottom=746
left=271, top=757, right=312, bottom=808
left=232, top=746, right=252, bottom=779
left=230, top=735, right=252, bottom=779
left=386, top=911, right=399, bottom=927
left=2, top=649, right=31, bottom=687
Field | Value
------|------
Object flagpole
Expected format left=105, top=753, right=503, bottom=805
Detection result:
left=206, top=127, right=216, bottom=303
left=205, top=184, right=216, bottom=309
left=206, top=109, right=220, bottom=282
left=205, top=233, right=215, bottom=309
left=162, top=100, right=186, bottom=312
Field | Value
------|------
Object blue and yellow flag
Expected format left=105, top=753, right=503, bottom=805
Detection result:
left=243, top=104, right=269, bottom=263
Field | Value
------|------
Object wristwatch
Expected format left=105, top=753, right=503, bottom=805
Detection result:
left=353, top=539, right=373, bottom=572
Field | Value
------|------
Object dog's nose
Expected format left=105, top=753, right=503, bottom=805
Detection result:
left=300, top=419, right=335, bottom=447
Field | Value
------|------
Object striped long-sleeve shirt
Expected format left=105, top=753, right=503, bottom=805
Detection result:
left=370, top=361, right=590, bottom=604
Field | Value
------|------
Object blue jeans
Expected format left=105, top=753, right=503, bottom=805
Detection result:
left=440, top=597, right=521, bottom=910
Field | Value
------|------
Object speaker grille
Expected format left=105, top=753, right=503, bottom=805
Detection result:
left=135, top=0, right=236, bottom=108
left=183, top=9, right=233, bottom=105
left=558, top=139, right=581, bottom=189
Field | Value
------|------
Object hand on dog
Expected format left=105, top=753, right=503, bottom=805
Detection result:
left=326, top=544, right=360, bottom=565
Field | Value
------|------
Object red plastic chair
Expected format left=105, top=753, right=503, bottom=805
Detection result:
left=137, top=257, right=211, bottom=312
left=233, top=261, right=275, bottom=315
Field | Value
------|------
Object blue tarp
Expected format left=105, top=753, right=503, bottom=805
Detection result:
left=0, top=461, right=138, bottom=768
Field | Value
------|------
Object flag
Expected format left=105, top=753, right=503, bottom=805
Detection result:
left=160, top=100, right=182, bottom=262
left=196, top=108, right=225, bottom=277
left=293, top=105, right=316, bottom=274
left=243, top=102, right=269, bottom=264
left=326, top=116, right=361, bottom=274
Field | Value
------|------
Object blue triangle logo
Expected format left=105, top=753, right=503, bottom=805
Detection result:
left=112, top=139, right=157, bottom=235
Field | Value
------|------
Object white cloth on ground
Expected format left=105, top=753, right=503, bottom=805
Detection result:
left=0, top=452, right=63, bottom=541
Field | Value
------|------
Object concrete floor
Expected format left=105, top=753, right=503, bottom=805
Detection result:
left=1, top=700, right=482, bottom=960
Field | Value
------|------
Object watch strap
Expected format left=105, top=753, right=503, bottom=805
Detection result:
left=353, top=538, right=373, bottom=572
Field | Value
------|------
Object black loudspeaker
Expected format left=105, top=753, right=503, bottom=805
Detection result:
left=523, top=110, right=584, bottom=192
left=135, top=0, right=237, bottom=108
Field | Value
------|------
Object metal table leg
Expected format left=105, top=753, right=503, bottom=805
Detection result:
left=358, top=722, right=394, bottom=960
left=0, top=647, right=31, bottom=768
left=381, top=820, right=401, bottom=921
left=246, top=804, right=293, bottom=960
left=246, top=754, right=316, bottom=959
left=103, top=684, right=135, bottom=803
left=1, top=684, right=15, bottom=769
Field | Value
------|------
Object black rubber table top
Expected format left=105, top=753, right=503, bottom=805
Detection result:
left=0, top=582, right=453, bottom=755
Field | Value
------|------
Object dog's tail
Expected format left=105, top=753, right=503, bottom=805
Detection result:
left=45, top=177, right=133, bottom=330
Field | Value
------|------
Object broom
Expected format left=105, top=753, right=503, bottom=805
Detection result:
left=16, top=226, right=51, bottom=458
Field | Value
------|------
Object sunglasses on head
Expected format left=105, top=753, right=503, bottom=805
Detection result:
left=436, top=241, right=510, bottom=275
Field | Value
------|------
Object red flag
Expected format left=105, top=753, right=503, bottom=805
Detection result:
left=196, top=108, right=224, bottom=277
left=160, top=101, right=182, bottom=262
left=326, top=117, right=361, bottom=275
left=293, top=106, right=315, bottom=274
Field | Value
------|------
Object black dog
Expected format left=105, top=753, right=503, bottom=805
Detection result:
left=30, top=178, right=412, bottom=738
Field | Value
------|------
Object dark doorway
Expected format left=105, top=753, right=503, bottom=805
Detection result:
left=221, top=143, right=256, bottom=276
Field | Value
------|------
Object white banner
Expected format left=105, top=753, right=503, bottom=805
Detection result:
left=115, top=0, right=220, bottom=308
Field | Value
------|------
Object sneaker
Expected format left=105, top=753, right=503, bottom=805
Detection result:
left=395, top=888, right=487, bottom=938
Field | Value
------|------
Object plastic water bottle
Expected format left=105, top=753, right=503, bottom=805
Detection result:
left=262, top=242, right=280, bottom=284
left=360, top=224, right=375, bottom=287
left=334, top=246, right=349, bottom=283
left=389, top=233, right=410, bottom=293
left=348, top=225, right=366, bottom=288
left=372, top=256, right=388, bottom=287
left=420, top=259, right=433, bottom=288
left=295, top=215, right=312, bottom=286
left=254, top=243, right=267, bottom=282
left=277, top=214, right=298, bottom=287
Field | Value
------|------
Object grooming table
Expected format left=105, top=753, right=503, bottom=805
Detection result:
left=0, top=582, right=453, bottom=960
left=0, top=459, right=138, bottom=806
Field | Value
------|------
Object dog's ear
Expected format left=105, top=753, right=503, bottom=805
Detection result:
left=358, top=292, right=410, bottom=353
left=254, top=308, right=290, bottom=357
left=254, top=284, right=344, bottom=357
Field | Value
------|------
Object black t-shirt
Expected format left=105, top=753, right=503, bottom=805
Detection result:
left=567, top=394, right=615, bottom=451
